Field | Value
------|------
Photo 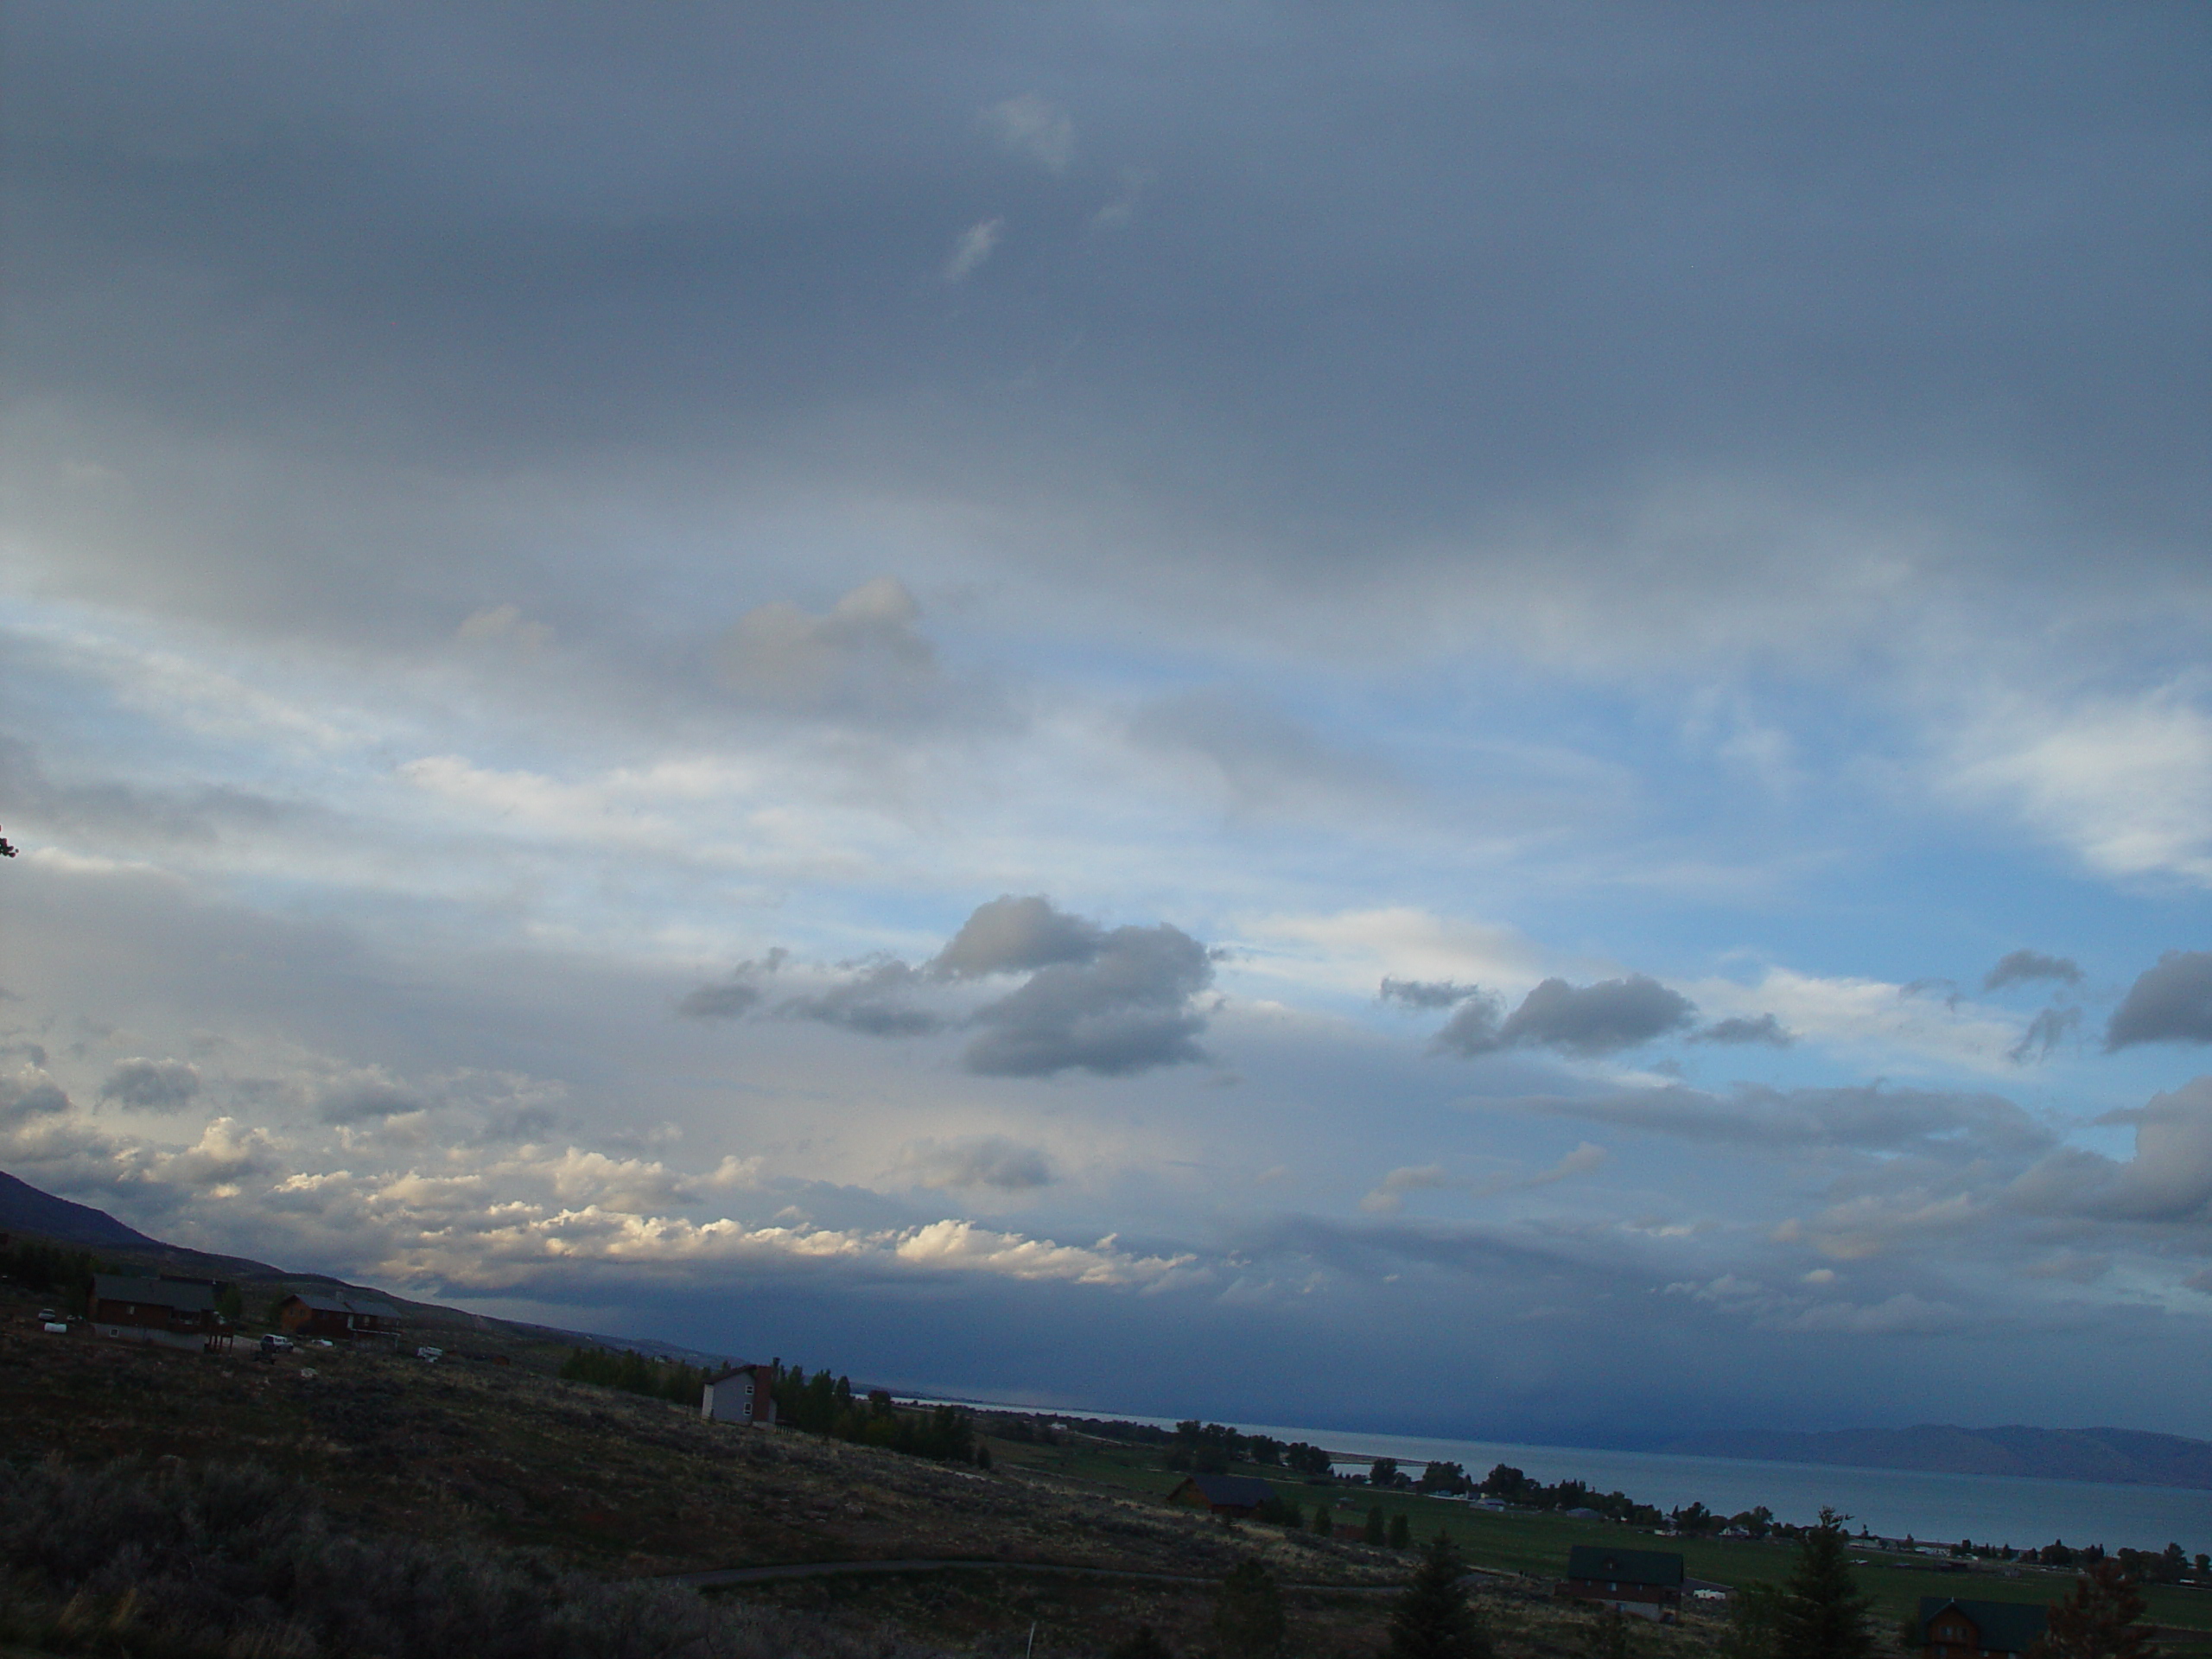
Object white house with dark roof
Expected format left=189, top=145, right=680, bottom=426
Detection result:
left=702, top=1360, right=778, bottom=1425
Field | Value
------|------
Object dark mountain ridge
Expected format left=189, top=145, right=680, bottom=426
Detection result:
left=1664, top=1424, right=2212, bottom=1492
left=0, top=1169, right=164, bottom=1249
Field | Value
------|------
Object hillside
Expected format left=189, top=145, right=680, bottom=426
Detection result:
left=0, top=1169, right=163, bottom=1249
left=1663, top=1425, right=2212, bottom=1491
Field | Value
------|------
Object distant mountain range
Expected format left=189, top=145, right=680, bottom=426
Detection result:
left=1663, top=1425, right=2212, bottom=1492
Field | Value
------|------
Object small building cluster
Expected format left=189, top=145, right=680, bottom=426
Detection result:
left=701, top=1359, right=779, bottom=1426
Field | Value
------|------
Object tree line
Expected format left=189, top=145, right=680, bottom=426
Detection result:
left=557, top=1344, right=712, bottom=1407
left=770, top=1366, right=982, bottom=1465
left=1161, top=1421, right=1331, bottom=1476
left=0, top=1239, right=105, bottom=1310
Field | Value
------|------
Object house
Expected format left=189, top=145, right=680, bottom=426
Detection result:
left=1166, top=1473, right=1276, bottom=1517
left=702, top=1360, right=779, bottom=1426
left=1913, top=1597, right=2048, bottom=1658
left=88, top=1274, right=231, bottom=1351
left=276, top=1291, right=403, bottom=1344
left=1561, top=1546, right=1685, bottom=1622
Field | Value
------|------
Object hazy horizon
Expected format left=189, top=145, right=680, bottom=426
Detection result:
left=3, top=3, right=2208, bottom=1446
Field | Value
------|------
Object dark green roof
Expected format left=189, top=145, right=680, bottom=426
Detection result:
left=1174, top=1474, right=1275, bottom=1509
left=1566, top=1547, right=1684, bottom=1587
left=1916, top=1597, right=2049, bottom=1651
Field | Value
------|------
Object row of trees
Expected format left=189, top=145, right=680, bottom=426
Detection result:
left=772, top=1367, right=981, bottom=1464
left=1158, top=1421, right=1332, bottom=1476
left=557, top=1345, right=711, bottom=1407
left=0, top=1239, right=104, bottom=1310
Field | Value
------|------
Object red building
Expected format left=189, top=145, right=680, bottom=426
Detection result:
left=276, top=1291, right=403, bottom=1343
left=89, top=1274, right=232, bottom=1352
left=1561, top=1546, right=1684, bottom=1622
left=1166, top=1473, right=1276, bottom=1517
left=1914, top=1596, right=2047, bottom=1658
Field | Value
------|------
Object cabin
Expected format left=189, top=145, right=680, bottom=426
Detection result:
left=276, top=1291, right=403, bottom=1344
left=701, top=1360, right=779, bottom=1426
left=1913, top=1597, right=2048, bottom=1658
left=88, top=1274, right=231, bottom=1351
left=1166, top=1473, right=1276, bottom=1517
left=1561, top=1546, right=1685, bottom=1623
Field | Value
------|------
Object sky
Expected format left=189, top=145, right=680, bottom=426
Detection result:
left=2, top=2, right=2209, bottom=1448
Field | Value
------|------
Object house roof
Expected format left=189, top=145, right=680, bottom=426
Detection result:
left=1566, top=1547, right=1686, bottom=1588
left=706, top=1363, right=771, bottom=1384
left=1916, top=1597, right=2049, bottom=1650
left=1176, top=1473, right=1277, bottom=1509
left=92, top=1274, right=214, bottom=1313
left=287, top=1291, right=401, bottom=1319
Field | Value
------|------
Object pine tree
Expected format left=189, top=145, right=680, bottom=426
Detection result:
left=1715, top=1581, right=1784, bottom=1659
left=1367, top=1506, right=1389, bottom=1544
left=1774, top=1508, right=1875, bottom=1659
left=2034, top=1559, right=2157, bottom=1658
left=1389, top=1511, right=1413, bottom=1548
left=1213, top=1560, right=1286, bottom=1659
left=1385, top=1532, right=1492, bottom=1659
left=1310, top=1504, right=1332, bottom=1537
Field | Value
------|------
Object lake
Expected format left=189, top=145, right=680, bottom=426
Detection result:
left=1237, top=1421, right=2212, bottom=1556
left=918, top=1395, right=2212, bottom=1555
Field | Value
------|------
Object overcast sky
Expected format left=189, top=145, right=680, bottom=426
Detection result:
left=3, top=2, right=2210, bottom=1446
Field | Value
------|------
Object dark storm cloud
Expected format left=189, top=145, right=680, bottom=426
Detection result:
left=1689, top=1014, right=1794, bottom=1047
left=98, top=1057, right=201, bottom=1110
left=317, top=1079, right=426, bottom=1125
left=1380, top=977, right=1480, bottom=1010
left=2105, top=951, right=2212, bottom=1050
left=0, top=1068, right=71, bottom=1125
left=2, top=5, right=2202, bottom=658
left=710, top=578, right=1001, bottom=728
left=1505, top=1081, right=2055, bottom=1160
left=1983, top=949, right=2084, bottom=992
left=1438, top=975, right=1696, bottom=1058
left=963, top=923, right=1214, bottom=1077
left=2011, top=1077, right=2212, bottom=1226
left=0, top=734, right=294, bottom=847
left=2007, top=1006, right=2082, bottom=1065
left=899, top=1135, right=1055, bottom=1192
left=778, top=959, right=946, bottom=1039
left=677, top=950, right=787, bottom=1022
left=931, top=895, right=1104, bottom=980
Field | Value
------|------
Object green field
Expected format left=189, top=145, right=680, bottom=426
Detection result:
left=988, top=1433, right=2212, bottom=1653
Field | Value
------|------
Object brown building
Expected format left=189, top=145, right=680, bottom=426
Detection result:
left=1561, top=1546, right=1684, bottom=1622
left=276, top=1291, right=403, bottom=1343
left=1913, top=1596, right=2047, bottom=1658
left=1166, top=1473, right=1276, bottom=1517
left=89, top=1274, right=232, bottom=1352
